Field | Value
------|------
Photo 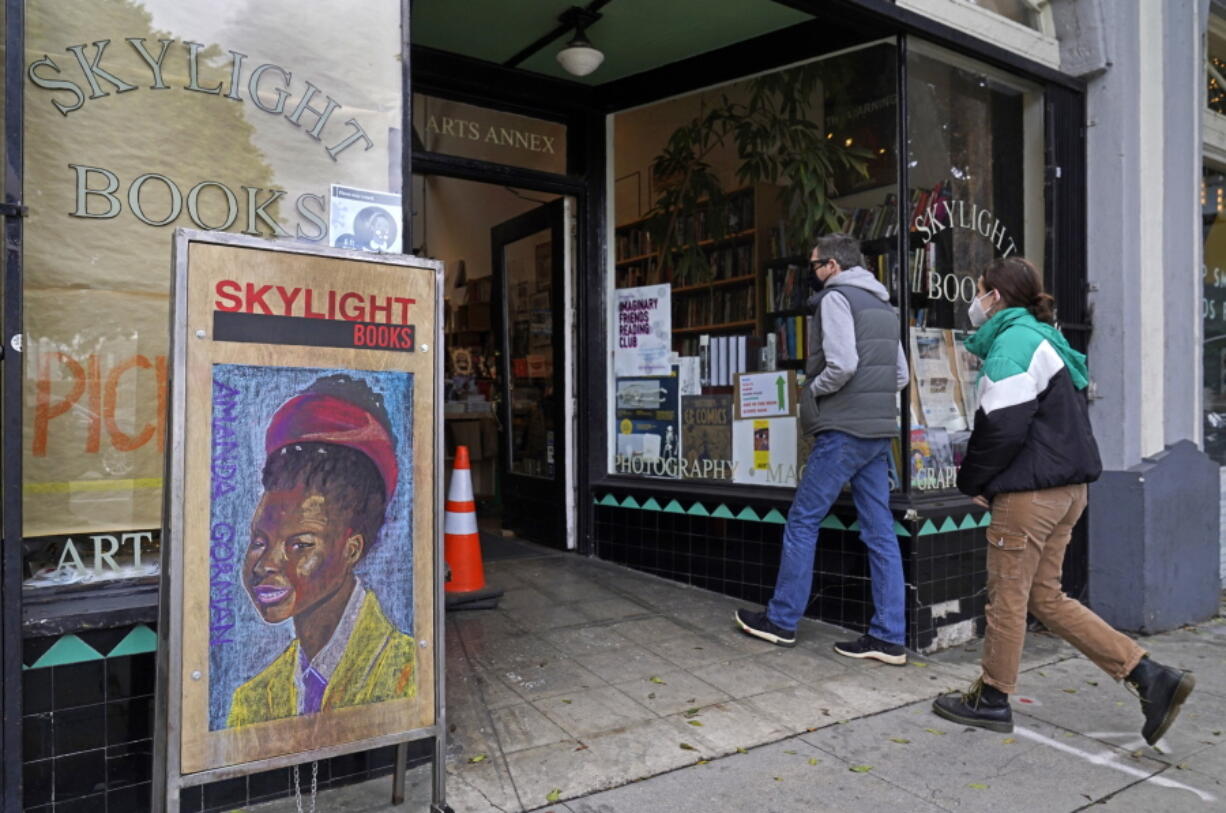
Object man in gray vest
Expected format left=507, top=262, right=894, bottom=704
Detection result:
left=736, top=232, right=909, bottom=664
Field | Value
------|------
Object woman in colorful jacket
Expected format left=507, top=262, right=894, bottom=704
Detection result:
left=931, top=257, right=1194, bottom=747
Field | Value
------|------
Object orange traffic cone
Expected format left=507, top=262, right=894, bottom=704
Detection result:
left=444, top=446, right=503, bottom=610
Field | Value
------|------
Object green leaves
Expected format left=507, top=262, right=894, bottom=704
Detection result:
left=546, top=788, right=562, bottom=803
left=849, top=765, right=873, bottom=773
left=467, top=754, right=487, bottom=764
left=649, top=676, right=666, bottom=685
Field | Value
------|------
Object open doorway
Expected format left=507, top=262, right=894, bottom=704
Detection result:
left=413, top=175, right=577, bottom=550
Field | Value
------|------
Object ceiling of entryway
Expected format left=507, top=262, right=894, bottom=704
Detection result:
left=411, top=0, right=812, bottom=84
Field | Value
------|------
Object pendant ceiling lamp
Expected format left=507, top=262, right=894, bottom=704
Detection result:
left=555, top=5, right=605, bottom=77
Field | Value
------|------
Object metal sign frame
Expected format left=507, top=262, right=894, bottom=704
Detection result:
left=152, top=228, right=448, bottom=812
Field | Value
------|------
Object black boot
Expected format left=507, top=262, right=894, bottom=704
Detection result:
left=932, top=678, right=1013, bottom=733
left=1126, top=656, right=1195, bottom=746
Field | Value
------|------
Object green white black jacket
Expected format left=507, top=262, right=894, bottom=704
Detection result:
left=957, top=307, right=1102, bottom=498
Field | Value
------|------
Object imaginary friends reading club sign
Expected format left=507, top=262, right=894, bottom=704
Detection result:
left=158, top=233, right=438, bottom=781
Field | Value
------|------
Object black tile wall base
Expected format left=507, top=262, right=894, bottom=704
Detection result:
left=20, top=635, right=434, bottom=811
left=594, top=500, right=1001, bottom=654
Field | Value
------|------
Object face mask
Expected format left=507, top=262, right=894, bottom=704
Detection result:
left=968, top=290, right=996, bottom=327
left=809, top=274, right=826, bottom=293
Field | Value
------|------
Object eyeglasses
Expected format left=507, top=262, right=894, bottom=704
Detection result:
left=810, top=258, right=834, bottom=273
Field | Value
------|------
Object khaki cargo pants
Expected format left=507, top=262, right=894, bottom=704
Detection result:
left=982, top=484, right=1146, bottom=694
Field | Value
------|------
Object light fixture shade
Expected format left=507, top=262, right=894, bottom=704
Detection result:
left=557, top=35, right=604, bottom=77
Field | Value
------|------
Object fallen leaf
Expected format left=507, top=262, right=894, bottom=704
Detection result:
left=1002, top=738, right=1016, bottom=745
left=925, top=728, right=946, bottom=736
left=649, top=676, right=666, bottom=685
left=1214, top=731, right=1223, bottom=737
left=1038, top=671, right=1047, bottom=677
left=683, top=707, right=701, bottom=718
left=808, top=758, right=819, bottom=766
left=561, top=699, right=572, bottom=705
left=696, top=759, right=709, bottom=765
left=1177, top=763, right=1189, bottom=770
left=574, top=744, right=589, bottom=751
left=911, top=661, right=928, bottom=668
left=1086, top=681, right=1099, bottom=687
left=1062, top=688, right=1077, bottom=694
left=850, top=765, right=873, bottom=773
left=736, top=747, right=748, bottom=754
left=967, top=783, right=990, bottom=790
left=784, top=750, right=797, bottom=755
left=774, top=776, right=783, bottom=782
left=821, top=708, right=831, bottom=716
left=679, top=743, right=697, bottom=751
left=889, top=737, right=911, bottom=744
left=467, top=754, right=487, bottom=764
left=687, top=720, right=704, bottom=727
left=647, top=692, right=657, bottom=700
left=546, top=789, right=562, bottom=803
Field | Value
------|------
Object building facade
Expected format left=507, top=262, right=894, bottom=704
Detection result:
left=1, top=0, right=1220, bottom=810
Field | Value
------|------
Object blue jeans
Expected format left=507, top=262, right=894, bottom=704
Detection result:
left=766, top=430, right=906, bottom=644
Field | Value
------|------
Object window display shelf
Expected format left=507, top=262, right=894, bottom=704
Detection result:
left=672, top=274, right=756, bottom=295
left=673, top=319, right=757, bottom=335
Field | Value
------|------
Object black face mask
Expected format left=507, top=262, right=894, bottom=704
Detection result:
left=809, top=273, right=826, bottom=293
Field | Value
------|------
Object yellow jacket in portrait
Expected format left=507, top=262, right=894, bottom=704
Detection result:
left=226, top=590, right=416, bottom=728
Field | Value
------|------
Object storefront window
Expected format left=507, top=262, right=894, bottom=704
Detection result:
left=1202, top=165, right=1226, bottom=465
left=21, top=1, right=403, bottom=588
left=609, top=41, right=900, bottom=489
left=904, top=43, right=1044, bottom=491
left=1209, top=16, right=1226, bottom=116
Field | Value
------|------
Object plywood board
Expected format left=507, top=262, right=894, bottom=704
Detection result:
left=160, top=231, right=440, bottom=783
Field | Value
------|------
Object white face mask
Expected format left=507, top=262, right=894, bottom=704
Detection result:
left=968, top=290, right=997, bottom=328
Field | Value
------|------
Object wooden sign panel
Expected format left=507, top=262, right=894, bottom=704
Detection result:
left=154, top=230, right=443, bottom=806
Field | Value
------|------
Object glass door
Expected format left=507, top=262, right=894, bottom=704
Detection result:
left=491, top=198, right=572, bottom=548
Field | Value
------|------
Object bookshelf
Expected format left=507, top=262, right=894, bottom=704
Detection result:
left=615, top=183, right=782, bottom=357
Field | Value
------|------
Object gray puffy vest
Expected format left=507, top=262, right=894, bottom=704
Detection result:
left=798, top=284, right=899, bottom=439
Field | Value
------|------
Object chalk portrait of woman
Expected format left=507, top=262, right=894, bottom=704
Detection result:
left=227, top=375, right=416, bottom=727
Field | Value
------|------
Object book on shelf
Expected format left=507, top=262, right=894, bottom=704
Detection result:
left=844, top=193, right=900, bottom=242
left=771, top=314, right=807, bottom=364
left=672, top=283, right=756, bottom=329
left=699, top=333, right=759, bottom=387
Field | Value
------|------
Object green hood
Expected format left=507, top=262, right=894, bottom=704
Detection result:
left=964, top=307, right=1090, bottom=390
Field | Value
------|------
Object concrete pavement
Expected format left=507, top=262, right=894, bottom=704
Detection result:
left=245, top=547, right=1225, bottom=813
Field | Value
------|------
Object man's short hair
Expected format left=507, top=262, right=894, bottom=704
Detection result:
left=814, top=233, right=864, bottom=271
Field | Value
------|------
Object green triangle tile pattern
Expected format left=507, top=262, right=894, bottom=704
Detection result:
left=108, top=625, right=158, bottom=658
left=980, top=512, right=992, bottom=526
left=893, top=521, right=911, bottom=537
left=711, top=504, right=736, bottom=519
left=938, top=517, right=959, bottom=533
left=599, top=494, right=620, bottom=507
left=663, top=500, right=686, bottom=514
left=847, top=519, right=861, bottom=531
left=642, top=497, right=662, bottom=511
left=918, top=519, right=940, bottom=535
left=621, top=495, right=641, bottom=509
left=687, top=502, right=710, bottom=516
left=736, top=506, right=761, bottom=522
left=762, top=508, right=787, bottom=524
left=959, top=514, right=978, bottom=530
left=29, top=635, right=104, bottom=670
left=820, top=515, right=846, bottom=530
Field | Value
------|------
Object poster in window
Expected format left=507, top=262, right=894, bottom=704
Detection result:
left=614, top=375, right=680, bottom=476
left=330, top=185, right=403, bottom=254
left=615, top=284, right=672, bottom=377
left=680, top=394, right=732, bottom=481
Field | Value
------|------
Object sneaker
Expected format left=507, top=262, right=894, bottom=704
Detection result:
left=734, top=609, right=796, bottom=647
left=833, top=634, right=907, bottom=665
left=932, top=678, right=1014, bottom=733
left=1125, top=656, right=1196, bottom=746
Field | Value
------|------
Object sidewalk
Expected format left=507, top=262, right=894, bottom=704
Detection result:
left=249, top=546, right=1226, bottom=813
